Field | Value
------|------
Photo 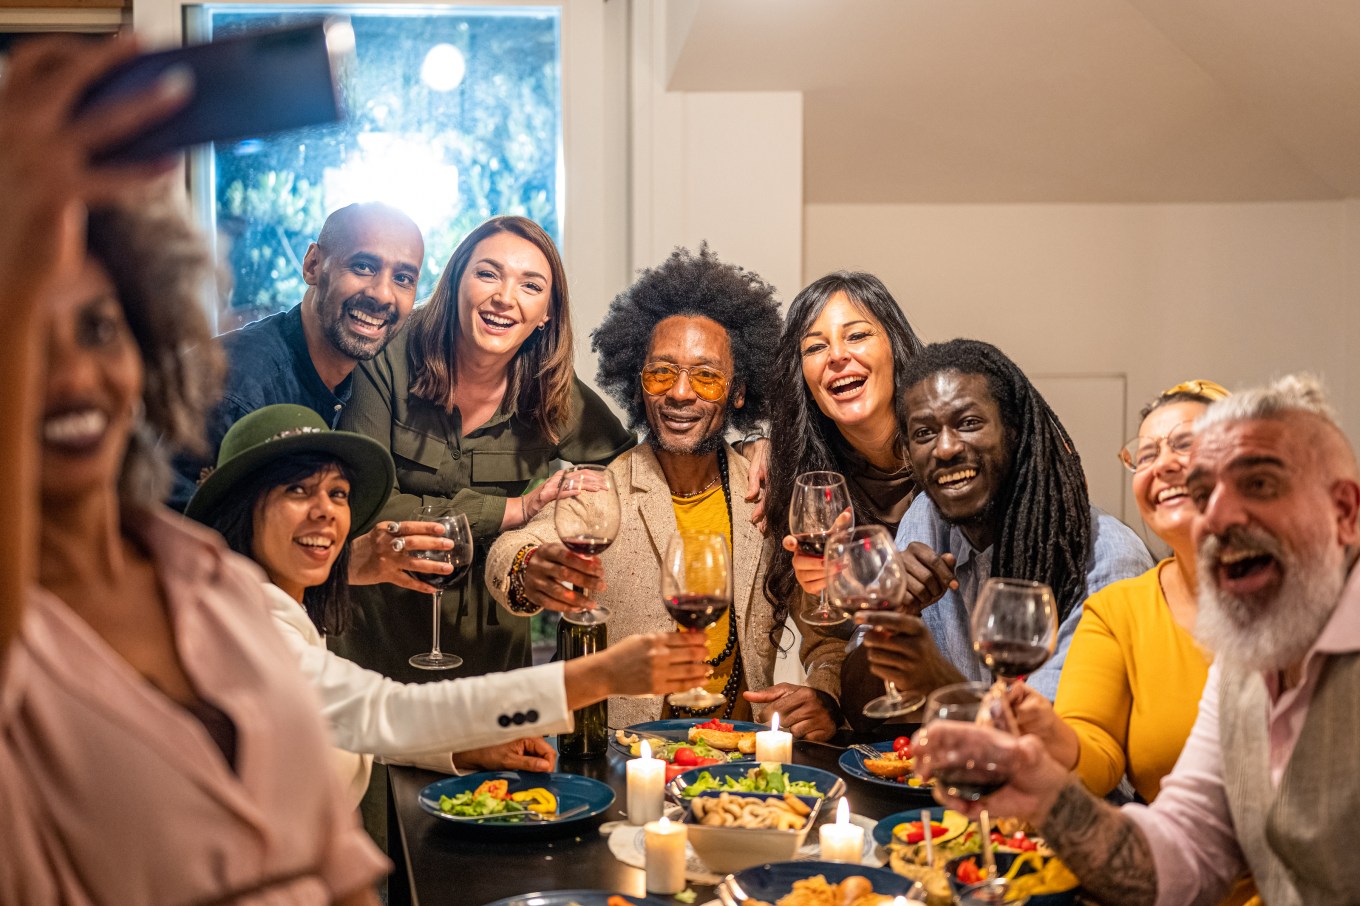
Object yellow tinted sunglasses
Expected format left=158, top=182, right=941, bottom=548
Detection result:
left=640, top=363, right=729, bottom=402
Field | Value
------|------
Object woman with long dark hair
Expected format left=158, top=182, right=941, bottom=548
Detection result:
left=337, top=216, right=634, bottom=681
left=762, top=271, right=925, bottom=635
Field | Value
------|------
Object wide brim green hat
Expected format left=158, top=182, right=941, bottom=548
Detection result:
left=185, top=403, right=396, bottom=539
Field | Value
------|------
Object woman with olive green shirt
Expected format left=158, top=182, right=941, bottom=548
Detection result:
left=334, top=217, right=633, bottom=682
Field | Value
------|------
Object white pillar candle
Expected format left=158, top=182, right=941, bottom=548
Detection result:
left=626, top=740, right=665, bottom=825
left=755, top=712, right=793, bottom=763
left=644, top=816, right=687, bottom=894
left=818, top=798, right=864, bottom=863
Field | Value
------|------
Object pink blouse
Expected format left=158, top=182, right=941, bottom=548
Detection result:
left=0, top=508, right=388, bottom=904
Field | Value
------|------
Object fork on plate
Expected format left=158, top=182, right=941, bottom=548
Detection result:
left=443, top=803, right=592, bottom=823
left=850, top=743, right=883, bottom=760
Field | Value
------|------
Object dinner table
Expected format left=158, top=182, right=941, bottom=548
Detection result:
left=385, top=729, right=926, bottom=906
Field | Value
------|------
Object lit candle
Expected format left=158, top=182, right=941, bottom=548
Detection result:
left=818, top=797, right=864, bottom=863
left=627, top=739, right=665, bottom=825
left=755, top=712, right=793, bottom=763
left=644, top=816, right=687, bottom=894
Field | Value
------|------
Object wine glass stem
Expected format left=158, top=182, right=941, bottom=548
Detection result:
left=429, top=591, right=443, bottom=656
left=884, top=680, right=902, bottom=704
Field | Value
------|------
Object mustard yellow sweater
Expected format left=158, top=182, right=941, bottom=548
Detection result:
left=1055, top=559, right=1210, bottom=803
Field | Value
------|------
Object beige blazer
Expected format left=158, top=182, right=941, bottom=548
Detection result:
left=488, top=443, right=827, bottom=726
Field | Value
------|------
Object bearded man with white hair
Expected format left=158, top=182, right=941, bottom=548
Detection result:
left=909, top=373, right=1360, bottom=906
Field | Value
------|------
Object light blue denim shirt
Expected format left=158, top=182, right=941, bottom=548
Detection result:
left=868, top=496, right=1153, bottom=701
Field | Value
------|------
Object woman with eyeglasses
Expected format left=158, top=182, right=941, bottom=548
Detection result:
left=1010, top=382, right=1248, bottom=795
left=336, top=216, right=636, bottom=683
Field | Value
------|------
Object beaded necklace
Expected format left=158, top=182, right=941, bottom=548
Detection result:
left=670, top=451, right=743, bottom=719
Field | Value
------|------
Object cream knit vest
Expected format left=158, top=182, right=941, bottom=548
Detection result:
left=1219, top=652, right=1360, bottom=905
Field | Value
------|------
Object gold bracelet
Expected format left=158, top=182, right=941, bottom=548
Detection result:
left=507, top=544, right=540, bottom=614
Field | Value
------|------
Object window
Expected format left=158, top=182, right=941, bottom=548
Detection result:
left=193, top=5, right=562, bottom=331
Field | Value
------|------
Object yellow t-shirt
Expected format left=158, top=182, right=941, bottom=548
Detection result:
left=1055, top=559, right=1210, bottom=802
left=666, top=484, right=750, bottom=720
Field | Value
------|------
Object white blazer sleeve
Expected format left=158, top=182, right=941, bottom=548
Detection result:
left=265, top=585, right=574, bottom=757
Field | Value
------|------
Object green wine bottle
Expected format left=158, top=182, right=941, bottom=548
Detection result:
left=556, top=617, right=608, bottom=758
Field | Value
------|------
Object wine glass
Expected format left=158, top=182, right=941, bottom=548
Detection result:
left=789, top=470, right=853, bottom=626
left=660, top=531, right=731, bottom=710
left=554, top=464, right=621, bottom=626
left=970, top=577, right=1058, bottom=730
left=921, top=682, right=1009, bottom=802
left=824, top=525, right=925, bottom=718
left=407, top=505, right=473, bottom=670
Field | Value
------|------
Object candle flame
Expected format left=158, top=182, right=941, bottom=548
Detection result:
left=771, top=712, right=781, bottom=733
left=658, top=815, right=670, bottom=829
left=836, top=797, right=850, bottom=824
left=641, top=739, right=652, bottom=760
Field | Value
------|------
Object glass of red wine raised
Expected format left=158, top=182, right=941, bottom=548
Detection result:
left=790, top=470, right=853, bottom=627
left=921, top=681, right=1009, bottom=802
left=824, top=525, right=926, bottom=718
left=660, top=531, right=732, bottom=710
left=554, top=464, right=622, bottom=626
left=970, top=577, right=1058, bottom=731
left=407, top=504, right=474, bottom=670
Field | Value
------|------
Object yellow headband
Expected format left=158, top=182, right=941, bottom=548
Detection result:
left=1160, top=379, right=1230, bottom=401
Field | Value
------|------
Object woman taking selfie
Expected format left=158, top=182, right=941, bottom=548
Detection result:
left=0, top=39, right=385, bottom=902
left=337, top=216, right=634, bottom=682
left=762, top=272, right=925, bottom=633
left=188, top=404, right=708, bottom=805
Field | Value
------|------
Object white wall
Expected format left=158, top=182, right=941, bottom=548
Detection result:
left=805, top=200, right=1357, bottom=535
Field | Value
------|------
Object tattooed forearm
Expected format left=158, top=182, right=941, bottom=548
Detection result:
left=1040, top=779, right=1157, bottom=905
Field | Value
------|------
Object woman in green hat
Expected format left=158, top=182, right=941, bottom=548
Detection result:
left=189, top=404, right=708, bottom=806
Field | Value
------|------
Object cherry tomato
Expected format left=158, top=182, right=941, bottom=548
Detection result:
left=892, top=736, right=912, bottom=755
left=696, top=718, right=734, bottom=732
left=672, top=747, right=700, bottom=766
left=664, top=764, right=689, bottom=784
left=693, top=756, right=723, bottom=767
left=956, top=858, right=982, bottom=886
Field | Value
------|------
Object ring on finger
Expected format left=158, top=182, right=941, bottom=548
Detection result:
left=384, top=521, right=401, bottom=534
left=391, top=538, right=406, bottom=553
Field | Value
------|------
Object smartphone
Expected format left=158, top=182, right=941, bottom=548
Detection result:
left=77, top=20, right=351, bottom=164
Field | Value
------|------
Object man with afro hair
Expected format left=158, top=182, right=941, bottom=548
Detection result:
left=487, top=246, right=843, bottom=736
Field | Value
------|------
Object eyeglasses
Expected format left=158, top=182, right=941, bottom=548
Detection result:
left=1117, top=421, right=1196, bottom=473
left=640, top=363, right=729, bottom=402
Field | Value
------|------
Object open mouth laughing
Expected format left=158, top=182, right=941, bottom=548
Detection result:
left=43, top=407, right=110, bottom=455
left=477, top=309, right=518, bottom=333
left=935, top=467, right=977, bottom=491
left=1155, top=485, right=1190, bottom=506
left=826, top=373, right=868, bottom=398
left=1204, top=528, right=1283, bottom=599
left=295, top=533, right=337, bottom=561
left=344, top=300, right=396, bottom=338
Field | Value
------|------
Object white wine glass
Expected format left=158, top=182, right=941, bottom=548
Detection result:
left=824, top=525, right=925, bottom=718
left=554, top=464, right=621, bottom=626
left=407, top=505, right=473, bottom=671
left=790, top=470, right=853, bottom=626
left=660, top=531, right=731, bottom=710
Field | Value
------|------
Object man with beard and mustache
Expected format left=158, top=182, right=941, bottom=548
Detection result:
left=172, top=203, right=448, bottom=590
left=910, top=373, right=1360, bottom=905
left=486, top=246, right=842, bottom=737
left=841, top=339, right=1152, bottom=723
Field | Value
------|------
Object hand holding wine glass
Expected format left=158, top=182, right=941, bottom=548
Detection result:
left=824, top=525, right=925, bottom=718
left=970, top=577, right=1057, bottom=732
left=660, top=531, right=731, bottom=710
left=554, top=464, right=621, bottom=625
left=407, top=504, right=473, bottom=670
left=789, top=470, right=853, bottom=626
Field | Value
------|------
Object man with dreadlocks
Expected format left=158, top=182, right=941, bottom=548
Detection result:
left=487, top=246, right=840, bottom=734
left=842, top=339, right=1152, bottom=720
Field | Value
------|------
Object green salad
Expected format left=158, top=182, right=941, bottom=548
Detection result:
left=627, top=735, right=744, bottom=763
left=680, top=764, right=822, bottom=798
left=437, top=790, right=530, bottom=818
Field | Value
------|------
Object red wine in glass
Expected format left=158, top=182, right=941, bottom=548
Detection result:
left=561, top=535, right=613, bottom=557
left=974, top=639, right=1051, bottom=680
left=663, top=593, right=729, bottom=631
left=793, top=531, right=829, bottom=557
left=405, top=554, right=471, bottom=590
left=408, top=507, right=473, bottom=671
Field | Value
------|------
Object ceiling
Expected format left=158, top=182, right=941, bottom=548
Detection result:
left=665, top=0, right=1360, bottom=203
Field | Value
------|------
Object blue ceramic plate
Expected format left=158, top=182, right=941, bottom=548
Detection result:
left=871, top=806, right=976, bottom=847
left=667, top=761, right=846, bottom=805
left=610, top=719, right=763, bottom=760
left=837, top=740, right=935, bottom=800
left=417, top=771, right=614, bottom=837
left=717, top=860, right=916, bottom=904
left=481, top=892, right=669, bottom=906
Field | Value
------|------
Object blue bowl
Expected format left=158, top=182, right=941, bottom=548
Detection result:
left=418, top=771, right=614, bottom=839
left=716, top=860, right=917, bottom=904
